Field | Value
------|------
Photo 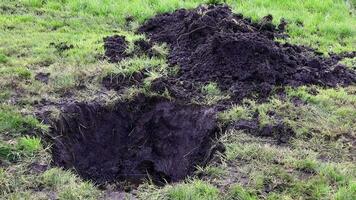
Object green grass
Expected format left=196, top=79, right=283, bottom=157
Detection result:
left=138, top=180, right=220, bottom=200
left=0, top=0, right=355, bottom=199
left=9, top=0, right=355, bottom=54
left=341, top=57, right=356, bottom=69
left=0, top=136, right=42, bottom=163
left=217, top=130, right=355, bottom=199
left=238, top=0, right=355, bottom=53
left=1, top=163, right=100, bottom=199
left=16, top=136, right=42, bottom=154
left=0, top=0, right=354, bottom=103
left=227, top=184, right=258, bottom=200
left=0, top=105, right=43, bottom=136
left=197, top=82, right=230, bottom=105
left=42, top=168, right=101, bottom=200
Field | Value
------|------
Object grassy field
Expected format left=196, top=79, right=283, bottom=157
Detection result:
left=0, top=0, right=355, bottom=199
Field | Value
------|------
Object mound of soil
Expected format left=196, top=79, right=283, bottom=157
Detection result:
left=51, top=96, right=220, bottom=185
left=138, top=5, right=355, bottom=101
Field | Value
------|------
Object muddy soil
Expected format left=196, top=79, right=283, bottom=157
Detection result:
left=137, top=5, right=355, bottom=102
left=51, top=96, right=220, bottom=185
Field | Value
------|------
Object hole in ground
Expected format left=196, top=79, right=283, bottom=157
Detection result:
left=51, top=97, right=220, bottom=185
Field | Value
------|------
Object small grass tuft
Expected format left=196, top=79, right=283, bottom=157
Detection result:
left=17, top=136, right=42, bottom=155
left=137, top=180, right=220, bottom=200
left=227, top=184, right=258, bottom=200
left=206, top=0, right=225, bottom=5
left=218, top=104, right=253, bottom=123
left=340, top=57, right=356, bottom=69
left=0, top=105, right=42, bottom=136
left=199, top=82, right=230, bottom=105
left=0, top=53, right=8, bottom=63
left=166, top=180, right=220, bottom=200
left=42, top=168, right=101, bottom=200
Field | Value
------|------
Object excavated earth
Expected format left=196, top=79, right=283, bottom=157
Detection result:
left=51, top=5, right=356, bottom=187
left=51, top=96, right=220, bottom=185
left=137, top=5, right=355, bottom=101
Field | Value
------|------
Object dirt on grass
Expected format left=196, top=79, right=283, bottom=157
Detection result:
left=51, top=4, right=355, bottom=188
left=102, top=71, right=146, bottom=91
left=231, top=120, right=295, bottom=144
left=136, top=5, right=356, bottom=102
left=51, top=96, right=221, bottom=185
left=104, top=35, right=128, bottom=63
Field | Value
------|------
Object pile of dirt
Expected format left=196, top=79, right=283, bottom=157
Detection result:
left=137, top=5, right=355, bottom=101
left=51, top=96, right=220, bottom=185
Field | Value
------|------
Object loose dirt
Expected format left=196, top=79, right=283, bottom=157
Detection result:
left=51, top=96, right=220, bottom=185
left=231, top=120, right=295, bottom=144
left=137, top=5, right=355, bottom=102
left=35, top=72, right=50, bottom=84
left=104, top=35, right=128, bottom=63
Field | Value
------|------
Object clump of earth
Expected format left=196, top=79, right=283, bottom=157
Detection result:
left=105, top=5, right=355, bottom=102
left=103, top=35, right=128, bottom=63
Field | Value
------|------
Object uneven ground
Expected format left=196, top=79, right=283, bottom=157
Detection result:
left=0, top=0, right=355, bottom=200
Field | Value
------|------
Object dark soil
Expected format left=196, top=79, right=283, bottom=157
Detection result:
left=102, top=71, right=146, bottom=91
left=137, top=5, right=356, bottom=102
left=134, top=39, right=155, bottom=57
left=35, top=72, right=50, bottom=84
left=232, top=120, right=295, bottom=144
left=51, top=96, right=220, bottom=185
left=104, top=35, right=128, bottom=62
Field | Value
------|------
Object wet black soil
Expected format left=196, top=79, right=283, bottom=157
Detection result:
left=51, top=96, right=220, bottom=185
left=137, top=5, right=355, bottom=102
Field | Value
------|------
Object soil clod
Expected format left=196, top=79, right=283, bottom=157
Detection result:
left=35, top=72, right=50, bottom=84
left=104, top=35, right=128, bottom=62
left=232, top=120, right=295, bottom=144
